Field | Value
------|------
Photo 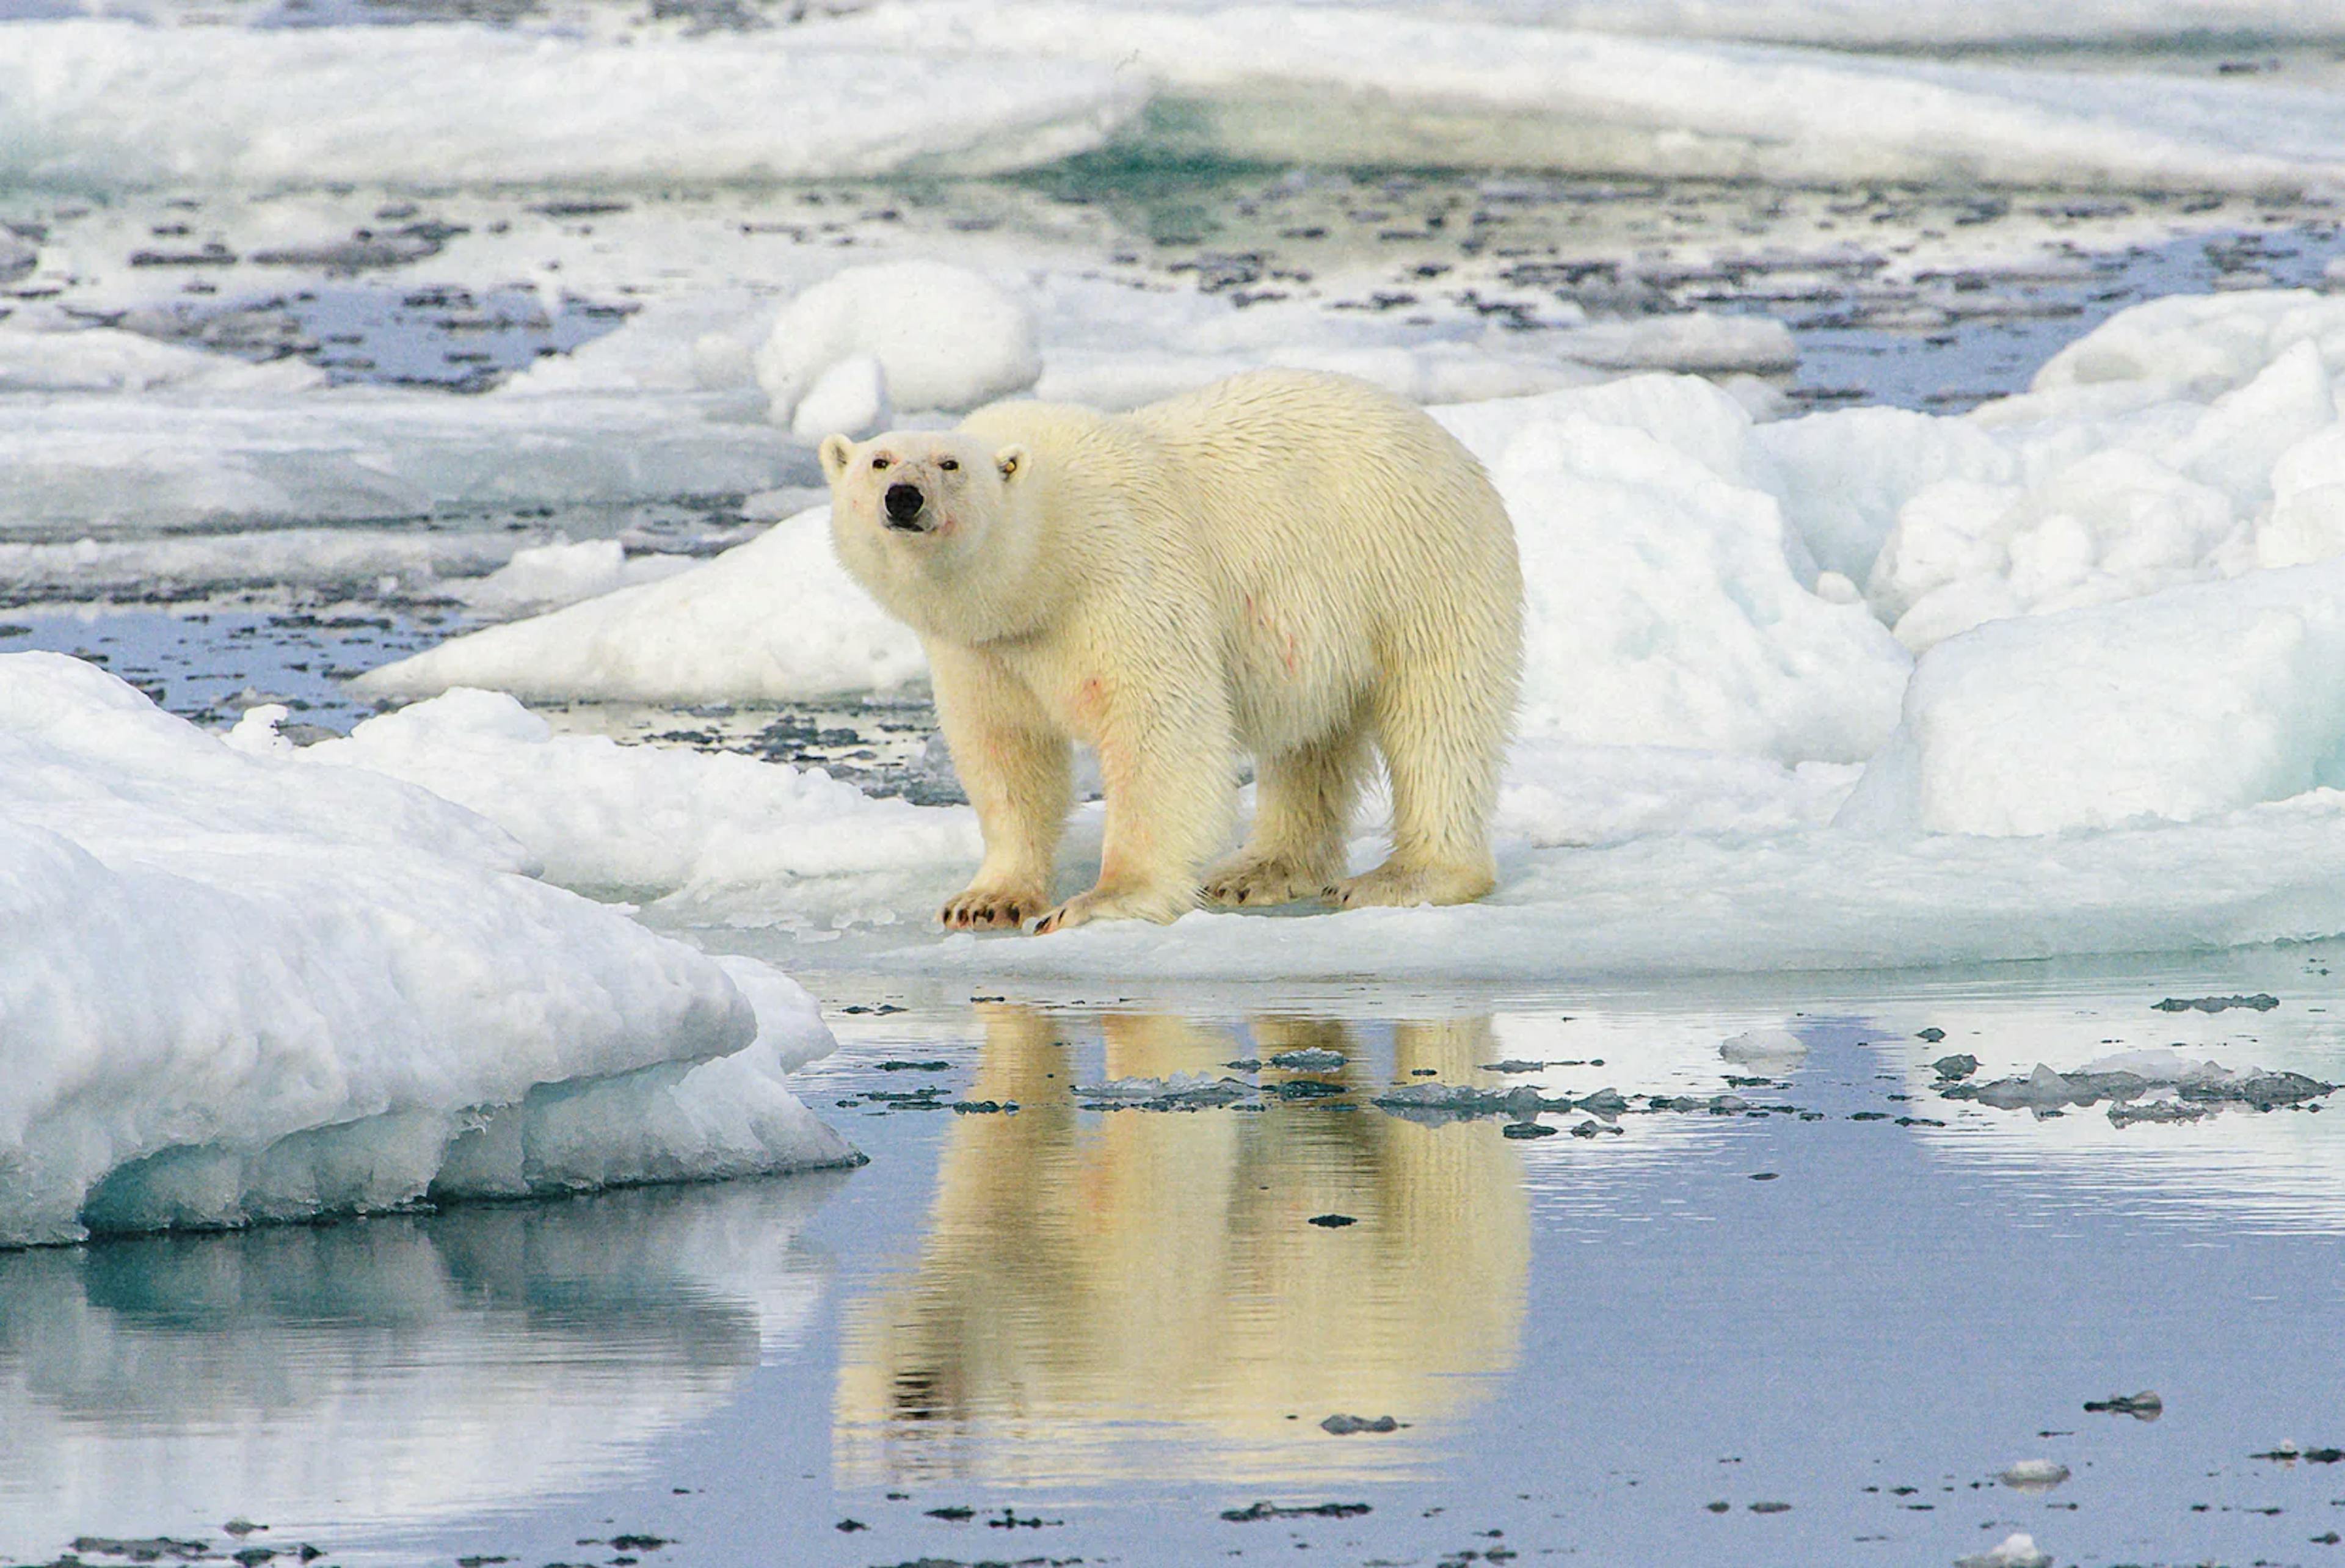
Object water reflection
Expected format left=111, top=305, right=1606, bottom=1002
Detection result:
left=835, top=1004, right=1530, bottom=1487
left=0, top=1173, right=846, bottom=1556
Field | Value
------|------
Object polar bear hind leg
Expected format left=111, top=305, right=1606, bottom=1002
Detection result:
left=1202, top=714, right=1370, bottom=907
left=1335, top=647, right=1508, bottom=909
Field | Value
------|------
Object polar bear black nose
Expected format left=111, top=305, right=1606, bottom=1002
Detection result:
left=884, top=482, right=926, bottom=527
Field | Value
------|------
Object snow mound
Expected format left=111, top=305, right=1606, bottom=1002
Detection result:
left=254, top=686, right=981, bottom=906
left=453, top=537, right=699, bottom=619
left=1836, top=557, right=2345, bottom=837
left=1442, top=377, right=1909, bottom=763
left=1728, top=294, right=2345, bottom=655
left=0, top=652, right=853, bottom=1248
left=2033, top=289, right=2345, bottom=402
left=757, top=261, right=1042, bottom=429
left=352, top=507, right=928, bottom=704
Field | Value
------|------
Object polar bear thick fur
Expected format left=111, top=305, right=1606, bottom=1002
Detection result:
left=820, top=368, right=1522, bottom=933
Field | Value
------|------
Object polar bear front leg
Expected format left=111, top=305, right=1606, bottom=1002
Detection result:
left=931, top=644, right=1072, bottom=931
left=1031, top=679, right=1235, bottom=934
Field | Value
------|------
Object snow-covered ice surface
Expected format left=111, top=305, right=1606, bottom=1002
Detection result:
left=0, top=652, right=855, bottom=1248
left=324, top=289, right=2345, bottom=984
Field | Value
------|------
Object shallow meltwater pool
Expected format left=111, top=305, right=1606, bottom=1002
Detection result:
left=6, top=952, right=2343, bottom=1568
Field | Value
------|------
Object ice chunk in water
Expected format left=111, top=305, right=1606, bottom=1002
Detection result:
left=1719, top=1028, right=1808, bottom=1064
left=1956, top=1534, right=2052, bottom=1568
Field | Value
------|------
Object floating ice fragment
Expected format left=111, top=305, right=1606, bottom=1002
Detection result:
left=1267, top=1047, right=1347, bottom=1072
left=2153, top=993, right=2280, bottom=1012
left=1319, top=1415, right=1402, bottom=1435
left=1944, top=1055, right=2336, bottom=1119
left=2107, top=1098, right=2211, bottom=1126
left=1999, top=1459, right=2071, bottom=1491
left=1372, top=1083, right=1572, bottom=1123
left=1072, top=1073, right=1256, bottom=1108
left=2252, top=1441, right=2345, bottom=1463
left=1932, top=1054, right=1981, bottom=1080
left=1956, top=1533, right=2052, bottom=1568
left=1720, top=1028, right=1808, bottom=1064
left=2084, top=1390, right=2164, bottom=1420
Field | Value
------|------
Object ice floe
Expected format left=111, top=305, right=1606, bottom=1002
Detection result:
left=0, top=652, right=853, bottom=1247
left=321, top=289, right=2345, bottom=979
left=755, top=260, right=1042, bottom=430
left=5, top=4, right=2342, bottom=197
left=827, top=2, right=2345, bottom=191
left=0, top=19, right=1140, bottom=188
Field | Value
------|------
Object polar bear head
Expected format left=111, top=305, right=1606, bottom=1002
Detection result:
left=820, top=427, right=1036, bottom=641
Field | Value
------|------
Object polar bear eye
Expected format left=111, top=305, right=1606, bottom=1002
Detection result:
left=939, top=459, right=959, bottom=471
left=870, top=456, right=890, bottom=471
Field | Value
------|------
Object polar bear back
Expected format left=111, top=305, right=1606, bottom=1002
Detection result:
left=961, top=369, right=1520, bottom=755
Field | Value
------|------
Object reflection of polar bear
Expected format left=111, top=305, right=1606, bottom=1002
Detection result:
left=821, top=369, right=1523, bottom=933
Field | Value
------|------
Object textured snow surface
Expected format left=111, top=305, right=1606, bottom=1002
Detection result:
left=9, top=7, right=2344, bottom=191
left=0, top=20, right=1140, bottom=187
left=0, top=653, right=852, bottom=1247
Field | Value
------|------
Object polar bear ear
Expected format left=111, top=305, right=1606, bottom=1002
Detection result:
left=818, top=434, right=856, bottom=484
left=994, top=445, right=1028, bottom=484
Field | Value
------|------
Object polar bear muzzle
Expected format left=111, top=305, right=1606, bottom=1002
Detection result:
left=883, top=481, right=928, bottom=531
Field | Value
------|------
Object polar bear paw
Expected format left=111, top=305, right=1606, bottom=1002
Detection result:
left=1201, top=852, right=1340, bottom=909
left=940, top=884, right=1046, bottom=931
left=1030, top=883, right=1194, bottom=934
left=1330, top=860, right=1495, bottom=910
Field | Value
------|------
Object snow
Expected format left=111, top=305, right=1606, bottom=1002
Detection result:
left=0, top=381, right=787, bottom=535
left=1836, top=557, right=2345, bottom=837
left=756, top=261, right=1042, bottom=429
left=827, top=3, right=2345, bottom=191
left=245, top=686, right=981, bottom=909
left=0, top=652, right=853, bottom=1248
left=351, top=507, right=929, bottom=705
left=0, top=20, right=1141, bottom=187
left=4, top=6, right=2341, bottom=199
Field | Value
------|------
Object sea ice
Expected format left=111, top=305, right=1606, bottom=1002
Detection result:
left=352, top=508, right=928, bottom=704
left=1718, top=1028, right=1808, bottom=1064
left=1836, top=556, right=2345, bottom=835
left=828, top=2, right=2345, bottom=190
left=0, top=653, right=851, bottom=1247
left=452, top=537, right=699, bottom=619
left=755, top=260, right=1042, bottom=429
left=0, top=20, right=1142, bottom=187
left=242, top=688, right=981, bottom=905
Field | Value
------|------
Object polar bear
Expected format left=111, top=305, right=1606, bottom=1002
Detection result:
left=820, top=368, right=1522, bottom=934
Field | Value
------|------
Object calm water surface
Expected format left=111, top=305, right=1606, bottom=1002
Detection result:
left=7, top=951, right=2345, bottom=1568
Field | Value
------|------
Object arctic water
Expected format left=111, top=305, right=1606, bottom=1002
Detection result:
left=10, top=13, right=2345, bottom=1568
